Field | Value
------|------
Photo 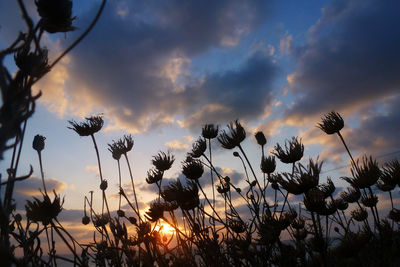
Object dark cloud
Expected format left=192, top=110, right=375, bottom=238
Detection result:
left=285, top=0, right=400, bottom=124
left=37, top=0, right=276, bottom=133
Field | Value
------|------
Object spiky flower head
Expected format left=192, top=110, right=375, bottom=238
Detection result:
left=146, top=169, right=163, bottom=184
left=145, top=201, right=165, bottom=222
left=35, top=0, right=76, bottom=33
left=340, top=187, right=361, bottom=203
left=161, top=179, right=199, bottom=210
left=228, top=218, right=247, bottom=234
left=33, top=134, right=46, bottom=152
left=360, top=194, right=378, bottom=208
left=182, top=159, right=204, bottom=180
left=218, top=120, right=246, bottom=149
left=202, top=124, right=219, bottom=139
left=342, top=156, right=381, bottom=189
left=351, top=207, right=368, bottom=222
left=317, top=111, right=344, bottom=135
left=116, top=134, right=134, bottom=155
left=319, top=177, right=336, bottom=198
left=303, top=188, right=326, bottom=213
left=260, top=155, right=276, bottom=174
left=376, top=159, right=400, bottom=191
left=108, top=141, right=123, bottom=161
left=254, top=131, right=267, bottom=146
left=334, top=198, right=349, bottom=211
left=188, top=137, right=206, bottom=158
left=14, top=47, right=50, bottom=78
left=272, top=137, right=304, bottom=164
left=68, top=115, right=104, bottom=136
left=26, top=191, right=64, bottom=225
left=152, top=151, right=175, bottom=171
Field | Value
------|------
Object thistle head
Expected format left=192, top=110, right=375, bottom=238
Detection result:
left=202, top=124, right=219, bottom=139
left=182, top=158, right=204, bottom=180
left=342, top=156, right=381, bottom=189
left=33, top=134, right=46, bottom=152
left=35, top=0, right=76, bottom=33
left=152, top=151, right=175, bottom=171
left=108, top=141, right=123, bottom=160
left=145, top=201, right=165, bottom=222
left=188, top=137, right=206, bottom=158
left=272, top=137, right=304, bottom=164
left=319, top=177, right=336, bottom=198
left=25, top=191, right=64, bottom=225
left=260, top=155, right=276, bottom=174
left=351, top=207, right=368, bottom=222
left=317, top=111, right=344, bottom=135
left=146, top=169, right=163, bottom=184
left=340, top=187, right=361, bottom=203
left=303, top=188, right=326, bottom=213
left=68, top=115, right=104, bottom=137
left=218, top=120, right=246, bottom=149
left=14, top=47, right=50, bottom=78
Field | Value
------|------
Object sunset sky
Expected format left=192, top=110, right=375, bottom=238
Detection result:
left=1, top=0, right=399, bottom=238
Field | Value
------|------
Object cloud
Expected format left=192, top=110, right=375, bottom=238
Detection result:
left=285, top=0, right=400, bottom=125
left=34, top=0, right=276, bottom=133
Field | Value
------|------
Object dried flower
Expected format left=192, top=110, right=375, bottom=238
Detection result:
left=116, top=134, right=134, bottom=155
left=188, top=137, right=206, bottom=158
left=319, top=177, right=336, bottom=198
left=152, top=151, right=175, bottom=171
left=93, top=215, right=110, bottom=227
left=303, top=188, right=326, bottom=213
left=260, top=156, right=276, bottom=174
left=25, top=191, right=64, bottom=225
left=146, top=169, right=163, bottom=184
left=35, top=0, right=76, bottom=33
left=108, top=141, right=123, bottom=161
left=351, top=207, right=368, bottom=222
left=340, top=187, right=361, bottom=203
left=145, top=202, right=165, bottom=222
left=334, top=198, right=349, bottom=211
left=117, top=209, right=125, bottom=217
left=291, top=217, right=305, bottom=230
left=254, top=131, right=267, bottom=146
left=161, top=180, right=199, bottom=210
left=218, top=120, right=246, bottom=149
left=33, top=134, right=46, bottom=152
left=68, top=115, right=104, bottom=136
left=342, top=156, right=381, bottom=189
left=272, top=137, right=304, bottom=164
left=317, top=111, right=344, bottom=135
left=388, top=208, right=400, bottom=222
left=202, top=124, right=219, bottom=139
left=217, top=181, right=230, bottom=194
left=14, top=47, right=50, bottom=78
left=182, top=159, right=204, bottom=180
left=360, top=194, right=378, bottom=208
left=228, top=219, right=247, bottom=234
left=376, top=159, right=400, bottom=191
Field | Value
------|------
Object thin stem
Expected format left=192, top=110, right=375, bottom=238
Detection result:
left=123, top=153, right=142, bottom=222
left=38, top=151, right=47, bottom=195
left=337, top=131, right=356, bottom=167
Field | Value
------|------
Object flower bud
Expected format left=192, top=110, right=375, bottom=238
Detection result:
left=100, top=180, right=108, bottom=191
left=254, top=131, right=267, bottom=146
left=233, top=151, right=240, bottom=157
left=15, top=214, right=22, bottom=222
left=128, top=217, right=137, bottom=225
left=82, top=216, right=90, bottom=225
left=33, top=135, right=46, bottom=152
left=117, top=209, right=125, bottom=217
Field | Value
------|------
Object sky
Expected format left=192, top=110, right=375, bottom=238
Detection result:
left=1, top=0, right=400, bottom=243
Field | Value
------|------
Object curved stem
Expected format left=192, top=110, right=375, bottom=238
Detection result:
left=337, top=131, right=356, bottom=167
left=37, top=151, right=47, bottom=195
left=124, top=153, right=141, bottom=222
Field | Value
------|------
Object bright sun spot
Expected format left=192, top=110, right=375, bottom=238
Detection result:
left=154, top=223, right=175, bottom=236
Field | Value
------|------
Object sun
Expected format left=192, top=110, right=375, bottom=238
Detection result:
left=154, top=223, right=176, bottom=236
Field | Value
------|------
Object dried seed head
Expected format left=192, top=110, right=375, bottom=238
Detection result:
left=254, top=131, right=267, bottom=146
left=68, top=115, right=104, bottom=137
left=182, top=159, right=204, bottom=180
left=303, top=188, right=326, bottom=213
left=145, top=202, right=165, bottom=222
left=272, top=137, right=304, bottom=164
left=319, top=177, right=336, bottom=198
left=14, top=47, right=50, bottom=77
left=260, top=156, right=276, bottom=174
left=152, top=151, right=175, bottom=171
left=360, top=194, right=378, bottom=208
left=218, top=120, right=246, bottom=149
left=128, top=217, right=137, bottom=225
left=340, top=187, right=361, bottom=203
left=351, top=207, right=368, bottom=222
left=35, top=0, right=76, bottom=33
left=377, top=159, right=400, bottom=191
left=228, top=219, right=247, bottom=234
left=317, top=111, right=344, bottom=135
left=342, top=156, right=381, bottom=189
left=108, top=141, right=123, bottom=160
left=33, top=134, right=46, bottom=152
left=146, top=169, right=163, bottom=184
left=334, top=198, right=349, bottom=211
left=25, top=191, right=64, bottom=225
left=188, top=137, right=206, bottom=158
left=202, top=124, right=219, bottom=139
